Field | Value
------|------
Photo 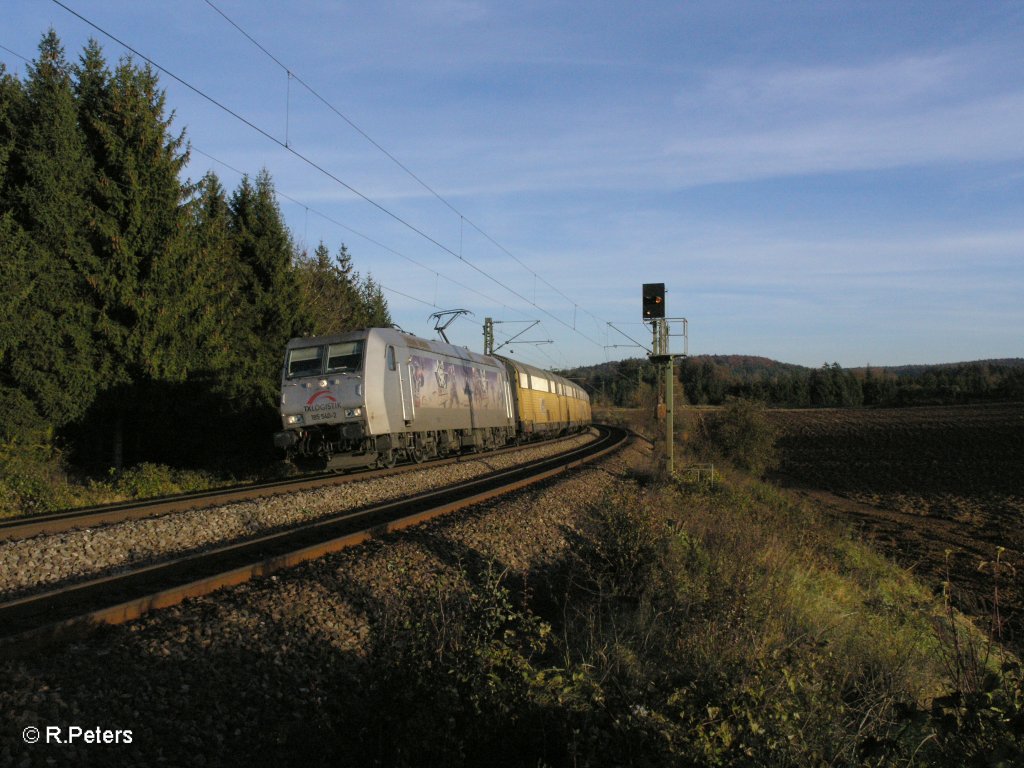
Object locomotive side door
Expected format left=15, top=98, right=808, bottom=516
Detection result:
left=392, top=346, right=415, bottom=424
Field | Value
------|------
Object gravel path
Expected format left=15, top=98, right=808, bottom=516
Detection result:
left=0, top=434, right=648, bottom=768
left=0, top=433, right=597, bottom=602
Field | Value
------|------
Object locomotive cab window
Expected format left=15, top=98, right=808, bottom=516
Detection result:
left=326, top=341, right=364, bottom=373
left=286, top=346, right=324, bottom=378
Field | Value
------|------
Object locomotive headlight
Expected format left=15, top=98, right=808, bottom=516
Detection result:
left=286, top=414, right=304, bottom=425
left=344, top=408, right=362, bottom=418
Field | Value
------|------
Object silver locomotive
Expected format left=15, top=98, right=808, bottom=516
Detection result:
left=274, top=327, right=516, bottom=470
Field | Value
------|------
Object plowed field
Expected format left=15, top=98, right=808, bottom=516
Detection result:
left=768, top=403, right=1024, bottom=649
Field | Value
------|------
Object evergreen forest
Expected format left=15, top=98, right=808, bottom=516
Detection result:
left=1, top=32, right=390, bottom=513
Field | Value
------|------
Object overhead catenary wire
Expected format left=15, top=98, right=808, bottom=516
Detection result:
left=50, top=0, right=604, bottom=353
left=0, top=44, right=30, bottom=63
left=607, top=322, right=653, bottom=354
left=189, top=145, right=527, bottom=319
left=48, top=2, right=454, bottom=259
left=379, top=283, right=437, bottom=310
left=199, top=0, right=609, bottom=343
left=201, top=0, right=452, bottom=217
left=201, top=184, right=453, bottom=316
left=2, top=45, right=571, bottom=375
left=0, top=39, right=523, bottom=331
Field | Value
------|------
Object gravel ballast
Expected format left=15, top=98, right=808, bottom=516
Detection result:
left=1, top=435, right=649, bottom=768
left=0, top=433, right=596, bottom=601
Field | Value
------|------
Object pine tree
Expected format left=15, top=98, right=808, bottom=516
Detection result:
left=295, top=241, right=352, bottom=335
left=0, top=65, right=29, bottom=438
left=189, top=170, right=277, bottom=415
left=295, top=241, right=391, bottom=335
left=809, top=364, right=837, bottom=407
left=0, top=62, right=19, bottom=192
left=74, top=41, right=193, bottom=383
left=2, top=32, right=101, bottom=436
left=189, top=172, right=243, bottom=379
left=229, top=169, right=308, bottom=407
left=0, top=215, right=40, bottom=440
left=360, top=273, right=392, bottom=328
left=67, top=41, right=196, bottom=466
left=333, top=243, right=362, bottom=330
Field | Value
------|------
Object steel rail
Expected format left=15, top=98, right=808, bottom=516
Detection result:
left=0, top=431, right=590, bottom=542
left=0, top=425, right=628, bottom=654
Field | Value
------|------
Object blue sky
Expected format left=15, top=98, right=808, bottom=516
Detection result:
left=4, top=1, right=1023, bottom=369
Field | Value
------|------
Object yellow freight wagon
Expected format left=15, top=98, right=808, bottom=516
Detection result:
left=496, top=357, right=591, bottom=438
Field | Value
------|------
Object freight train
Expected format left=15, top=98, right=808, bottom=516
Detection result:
left=273, top=327, right=591, bottom=470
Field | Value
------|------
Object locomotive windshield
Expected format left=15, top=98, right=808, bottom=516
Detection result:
left=286, top=341, right=364, bottom=378
left=286, top=346, right=324, bottom=378
left=325, top=341, right=363, bottom=373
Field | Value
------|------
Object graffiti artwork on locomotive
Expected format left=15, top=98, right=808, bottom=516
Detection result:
left=274, top=327, right=591, bottom=470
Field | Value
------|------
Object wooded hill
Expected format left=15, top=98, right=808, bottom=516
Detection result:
left=562, top=355, right=1024, bottom=408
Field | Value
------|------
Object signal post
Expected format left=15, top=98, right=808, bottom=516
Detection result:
left=643, top=283, right=686, bottom=475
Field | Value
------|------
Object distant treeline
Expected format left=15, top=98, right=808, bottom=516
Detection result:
left=680, top=357, right=1024, bottom=407
left=0, top=32, right=389, bottom=473
left=565, top=356, right=1024, bottom=409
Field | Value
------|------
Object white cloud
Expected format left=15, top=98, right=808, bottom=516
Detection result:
left=373, top=48, right=1024, bottom=196
left=662, top=90, right=1024, bottom=185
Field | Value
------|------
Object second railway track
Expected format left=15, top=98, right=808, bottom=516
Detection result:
left=0, top=425, right=627, bottom=652
left=0, top=430, right=594, bottom=543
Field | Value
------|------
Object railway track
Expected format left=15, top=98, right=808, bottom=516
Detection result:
left=0, top=430, right=588, bottom=543
left=0, top=425, right=627, bottom=652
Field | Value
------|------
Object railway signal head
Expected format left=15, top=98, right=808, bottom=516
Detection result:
left=642, top=283, right=665, bottom=319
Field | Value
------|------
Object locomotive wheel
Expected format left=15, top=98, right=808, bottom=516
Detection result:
left=410, top=445, right=425, bottom=463
left=379, top=449, right=397, bottom=469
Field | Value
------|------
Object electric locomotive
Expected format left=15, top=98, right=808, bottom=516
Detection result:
left=274, top=327, right=516, bottom=470
left=274, top=327, right=592, bottom=470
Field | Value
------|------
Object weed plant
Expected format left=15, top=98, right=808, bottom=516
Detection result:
left=354, top=565, right=560, bottom=767
left=0, top=438, right=75, bottom=516
left=915, top=549, right=1024, bottom=765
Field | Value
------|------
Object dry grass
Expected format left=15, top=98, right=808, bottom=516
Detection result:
left=355, top=405, right=1019, bottom=766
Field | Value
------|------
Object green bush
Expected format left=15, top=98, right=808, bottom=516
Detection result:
left=358, top=565, right=556, bottom=767
left=920, top=659, right=1024, bottom=766
left=109, top=462, right=219, bottom=499
left=0, top=440, right=73, bottom=517
left=575, top=487, right=681, bottom=603
left=0, top=442, right=225, bottom=517
left=713, top=398, right=779, bottom=475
